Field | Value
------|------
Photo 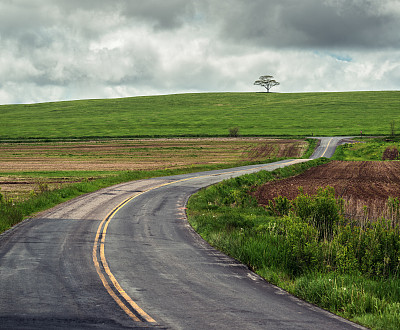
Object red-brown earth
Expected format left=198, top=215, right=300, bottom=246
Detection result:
left=254, top=161, right=400, bottom=221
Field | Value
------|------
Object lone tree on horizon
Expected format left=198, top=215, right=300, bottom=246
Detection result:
left=254, top=75, right=280, bottom=92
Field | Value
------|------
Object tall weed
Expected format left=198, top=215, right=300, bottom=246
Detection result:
left=0, top=196, right=23, bottom=232
left=268, top=186, right=343, bottom=240
left=388, top=197, right=400, bottom=227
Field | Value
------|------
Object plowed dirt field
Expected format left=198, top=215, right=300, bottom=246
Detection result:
left=0, top=138, right=307, bottom=172
left=0, top=138, right=307, bottom=199
left=254, top=161, right=400, bottom=221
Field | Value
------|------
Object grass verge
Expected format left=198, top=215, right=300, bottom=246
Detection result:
left=332, top=137, right=400, bottom=161
left=187, top=158, right=400, bottom=329
left=0, top=158, right=288, bottom=234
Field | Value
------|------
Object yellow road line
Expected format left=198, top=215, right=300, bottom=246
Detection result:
left=92, top=159, right=304, bottom=323
left=321, top=138, right=333, bottom=158
left=92, top=209, right=142, bottom=322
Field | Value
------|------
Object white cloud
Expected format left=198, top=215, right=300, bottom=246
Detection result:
left=0, top=0, right=399, bottom=104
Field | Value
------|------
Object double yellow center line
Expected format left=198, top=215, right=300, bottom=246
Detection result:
left=92, top=189, right=160, bottom=323
left=320, top=137, right=333, bottom=158
left=92, top=159, right=304, bottom=324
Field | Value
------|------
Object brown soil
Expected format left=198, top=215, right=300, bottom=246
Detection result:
left=254, top=161, right=400, bottom=221
left=244, top=139, right=306, bottom=160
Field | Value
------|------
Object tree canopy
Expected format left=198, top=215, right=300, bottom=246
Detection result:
left=254, top=75, right=280, bottom=92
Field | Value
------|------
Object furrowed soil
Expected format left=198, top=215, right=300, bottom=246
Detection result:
left=0, top=138, right=307, bottom=199
left=254, top=161, right=400, bottom=221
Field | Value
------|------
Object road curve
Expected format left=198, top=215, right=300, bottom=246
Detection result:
left=0, top=139, right=363, bottom=329
left=309, top=136, right=354, bottom=159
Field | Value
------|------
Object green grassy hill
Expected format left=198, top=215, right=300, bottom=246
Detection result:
left=1, top=91, right=399, bottom=140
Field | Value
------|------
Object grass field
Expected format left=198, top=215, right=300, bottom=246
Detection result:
left=1, top=91, right=399, bottom=139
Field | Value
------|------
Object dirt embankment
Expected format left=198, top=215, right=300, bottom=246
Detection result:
left=254, top=161, right=400, bottom=221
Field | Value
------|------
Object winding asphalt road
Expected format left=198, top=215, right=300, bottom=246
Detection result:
left=0, top=137, right=365, bottom=329
left=309, top=136, right=355, bottom=159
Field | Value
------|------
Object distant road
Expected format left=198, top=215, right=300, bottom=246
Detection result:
left=0, top=138, right=364, bottom=329
left=309, top=136, right=355, bottom=159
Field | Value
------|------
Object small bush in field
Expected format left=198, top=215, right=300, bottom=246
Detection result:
left=382, top=146, right=399, bottom=160
left=291, top=186, right=342, bottom=240
left=267, top=195, right=291, bottom=216
left=228, top=127, right=240, bottom=137
left=35, top=179, right=50, bottom=193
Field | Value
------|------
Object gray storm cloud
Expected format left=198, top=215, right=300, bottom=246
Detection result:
left=0, top=0, right=399, bottom=104
left=206, top=0, right=400, bottom=48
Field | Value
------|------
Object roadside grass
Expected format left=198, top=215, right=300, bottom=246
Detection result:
left=1, top=91, right=400, bottom=140
left=333, top=137, right=400, bottom=161
left=187, top=159, right=400, bottom=330
left=303, top=138, right=317, bottom=159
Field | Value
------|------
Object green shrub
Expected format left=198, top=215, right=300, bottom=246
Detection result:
left=228, top=127, right=240, bottom=137
left=290, top=186, right=343, bottom=240
left=280, top=215, right=322, bottom=275
left=267, top=195, right=291, bottom=217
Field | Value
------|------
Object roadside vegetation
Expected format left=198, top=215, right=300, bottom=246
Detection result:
left=333, top=136, right=400, bottom=161
left=187, top=159, right=400, bottom=330
left=1, top=91, right=400, bottom=140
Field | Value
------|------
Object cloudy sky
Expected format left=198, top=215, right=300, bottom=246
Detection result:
left=1, top=0, right=400, bottom=104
